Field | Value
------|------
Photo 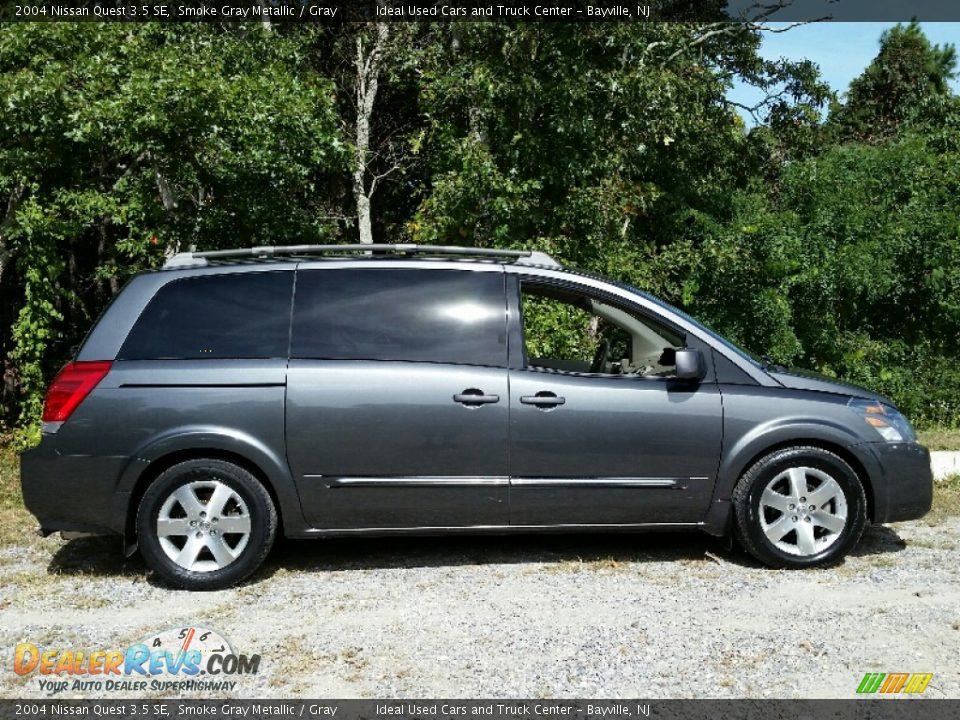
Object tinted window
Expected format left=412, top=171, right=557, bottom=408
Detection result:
left=292, top=269, right=506, bottom=367
left=118, top=271, right=293, bottom=360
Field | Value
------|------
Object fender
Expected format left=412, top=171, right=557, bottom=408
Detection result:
left=117, top=425, right=309, bottom=537
left=701, top=417, right=880, bottom=535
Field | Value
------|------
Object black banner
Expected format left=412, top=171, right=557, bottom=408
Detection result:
left=3, top=700, right=960, bottom=720
left=3, top=0, right=960, bottom=23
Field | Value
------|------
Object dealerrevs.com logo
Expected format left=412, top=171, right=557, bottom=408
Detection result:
left=856, top=672, right=933, bottom=695
left=13, top=626, right=259, bottom=695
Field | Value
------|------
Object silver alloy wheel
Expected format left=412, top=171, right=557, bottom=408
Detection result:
left=156, top=480, right=252, bottom=572
left=758, top=466, right=848, bottom=557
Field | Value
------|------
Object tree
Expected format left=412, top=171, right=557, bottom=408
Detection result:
left=285, top=22, right=427, bottom=245
left=831, top=21, right=958, bottom=141
left=352, top=21, right=390, bottom=244
left=688, top=135, right=960, bottom=427
left=0, top=23, right=344, bottom=427
left=409, top=23, right=825, bottom=292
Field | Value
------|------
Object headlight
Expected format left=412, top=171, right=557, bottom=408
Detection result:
left=848, top=399, right=916, bottom=442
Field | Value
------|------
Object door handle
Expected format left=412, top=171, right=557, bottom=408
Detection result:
left=520, top=391, right=566, bottom=408
left=453, top=389, right=500, bottom=406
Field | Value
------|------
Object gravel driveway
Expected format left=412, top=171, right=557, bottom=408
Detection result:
left=1, top=515, right=958, bottom=699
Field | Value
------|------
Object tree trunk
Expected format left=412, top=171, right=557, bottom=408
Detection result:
left=0, top=184, right=25, bottom=291
left=352, top=22, right=389, bottom=245
left=257, top=0, right=272, bottom=31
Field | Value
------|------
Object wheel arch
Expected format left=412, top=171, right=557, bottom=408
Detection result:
left=714, top=421, right=878, bottom=524
left=118, top=430, right=307, bottom=554
left=127, top=449, right=284, bottom=550
left=730, top=439, right=875, bottom=521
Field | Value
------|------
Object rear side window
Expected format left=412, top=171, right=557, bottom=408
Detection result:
left=118, top=271, right=294, bottom=360
left=292, top=268, right=506, bottom=367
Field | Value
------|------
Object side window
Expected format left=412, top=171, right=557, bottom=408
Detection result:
left=118, top=271, right=294, bottom=360
left=291, top=269, right=507, bottom=367
left=520, top=282, right=684, bottom=377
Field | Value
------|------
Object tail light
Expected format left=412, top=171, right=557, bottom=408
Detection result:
left=41, top=361, right=112, bottom=423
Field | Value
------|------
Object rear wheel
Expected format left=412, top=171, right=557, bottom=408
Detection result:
left=733, top=446, right=867, bottom=568
left=136, top=459, right=276, bottom=590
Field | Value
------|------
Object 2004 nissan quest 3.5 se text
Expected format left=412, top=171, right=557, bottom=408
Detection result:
left=20, top=244, right=933, bottom=589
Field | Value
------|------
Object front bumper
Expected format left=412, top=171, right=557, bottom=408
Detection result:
left=854, top=441, right=933, bottom=524
left=20, top=433, right=129, bottom=536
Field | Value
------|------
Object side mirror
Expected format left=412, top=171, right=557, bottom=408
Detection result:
left=674, top=348, right=704, bottom=380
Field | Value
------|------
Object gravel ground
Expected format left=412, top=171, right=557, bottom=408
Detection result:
left=1, top=516, right=959, bottom=699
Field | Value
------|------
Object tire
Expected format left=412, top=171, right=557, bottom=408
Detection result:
left=732, top=446, right=867, bottom=569
left=136, top=459, right=277, bottom=590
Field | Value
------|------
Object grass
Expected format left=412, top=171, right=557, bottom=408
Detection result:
left=918, top=428, right=960, bottom=451
left=926, top=474, right=960, bottom=525
left=907, top=536, right=958, bottom=551
left=0, top=440, right=38, bottom=548
left=265, top=635, right=337, bottom=690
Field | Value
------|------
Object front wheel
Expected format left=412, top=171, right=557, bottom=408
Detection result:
left=732, top=446, right=867, bottom=568
left=136, top=459, right=277, bottom=590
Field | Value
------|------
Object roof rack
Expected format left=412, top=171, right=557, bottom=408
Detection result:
left=162, top=244, right=560, bottom=270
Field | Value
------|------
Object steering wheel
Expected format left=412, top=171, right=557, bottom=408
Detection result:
left=590, top=339, right=610, bottom=374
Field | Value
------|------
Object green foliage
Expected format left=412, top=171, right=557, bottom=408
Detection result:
left=409, top=24, right=761, bottom=272
left=522, top=295, right=596, bottom=363
left=687, top=135, right=960, bottom=427
left=0, top=24, right=344, bottom=429
left=831, top=22, right=958, bottom=141
left=0, top=21, right=958, bottom=434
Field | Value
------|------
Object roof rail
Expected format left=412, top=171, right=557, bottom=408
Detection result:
left=162, top=244, right=560, bottom=269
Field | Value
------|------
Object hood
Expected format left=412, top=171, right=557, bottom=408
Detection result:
left=769, top=367, right=892, bottom=404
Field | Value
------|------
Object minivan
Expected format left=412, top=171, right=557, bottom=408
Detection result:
left=21, top=244, right=933, bottom=589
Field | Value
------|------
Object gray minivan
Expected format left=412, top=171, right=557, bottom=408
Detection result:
left=20, top=245, right=933, bottom=589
